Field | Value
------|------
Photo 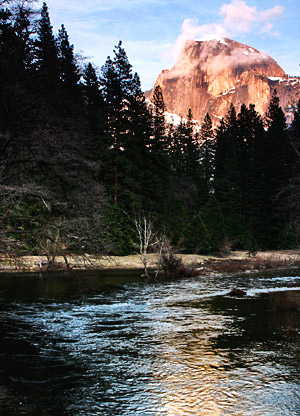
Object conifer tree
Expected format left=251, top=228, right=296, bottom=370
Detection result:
left=201, top=194, right=226, bottom=251
left=82, top=62, right=104, bottom=155
left=151, top=85, right=166, bottom=148
left=282, top=101, right=300, bottom=245
left=214, top=105, right=243, bottom=241
left=169, top=109, right=203, bottom=211
left=170, top=110, right=195, bottom=174
left=102, top=41, right=134, bottom=207
left=149, top=84, right=172, bottom=216
left=260, top=90, right=295, bottom=247
left=121, top=72, right=153, bottom=211
left=57, top=24, right=80, bottom=94
left=183, top=212, right=210, bottom=253
left=100, top=42, right=154, bottom=212
left=291, top=100, right=300, bottom=144
left=236, top=103, right=265, bottom=246
left=199, top=112, right=215, bottom=197
left=0, top=1, right=36, bottom=183
left=265, top=90, right=291, bottom=186
left=289, top=100, right=300, bottom=160
left=35, top=2, right=59, bottom=92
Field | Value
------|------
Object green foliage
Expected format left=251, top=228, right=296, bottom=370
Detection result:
left=199, top=113, right=215, bottom=196
left=257, top=90, right=296, bottom=248
left=35, top=2, right=60, bottom=91
left=0, top=193, right=50, bottom=252
left=202, top=194, right=226, bottom=251
left=183, top=213, right=210, bottom=254
left=165, top=199, right=188, bottom=247
left=240, top=232, right=258, bottom=254
left=151, top=85, right=166, bottom=142
left=57, top=24, right=80, bottom=91
left=105, top=206, right=135, bottom=255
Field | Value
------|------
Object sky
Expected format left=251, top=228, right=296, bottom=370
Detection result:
left=35, top=0, right=300, bottom=90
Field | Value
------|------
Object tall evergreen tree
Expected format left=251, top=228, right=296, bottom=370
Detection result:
left=149, top=84, right=171, bottom=217
left=260, top=90, right=295, bottom=247
left=121, top=72, right=153, bottom=212
left=0, top=1, right=36, bottom=184
left=100, top=42, right=154, bottom=212
left=100, top=41, right=134, bottom=207
left=151, top=85, right=166, bottom=148
left=169, top=109, right=202, bottom=211
left=183, top=212, right=210, bottom=253
left=82, top=62, right=104, bottom=155
left=236, top=103, right=265, bottom=247
left=202, top=194, right=226, bottom=252
left=57, top=24, right=80, bottom=94
left=199, top=112, right=215, bottom=197
left=291, top=100, right=300, bottom=146
left=214, top=105, right=243, bottom=241
left=35, top=2, right=59, bottom=92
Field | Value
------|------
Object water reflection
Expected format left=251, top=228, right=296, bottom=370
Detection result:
left=0, top=270, right=300, bottom=415
left=149, top=290, right=300, bottom=415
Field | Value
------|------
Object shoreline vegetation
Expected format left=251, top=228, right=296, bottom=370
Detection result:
left=1, top=250, right=300, bottom=278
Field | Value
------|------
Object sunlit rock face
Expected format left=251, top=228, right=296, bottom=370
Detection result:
left=151, top=38, right=300, bottom=124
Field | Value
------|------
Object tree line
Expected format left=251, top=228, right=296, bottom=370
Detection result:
left=1, top=0, right=300, bottom=260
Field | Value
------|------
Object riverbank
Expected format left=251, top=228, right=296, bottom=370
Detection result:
left=0, top=250, right=299, bottom=274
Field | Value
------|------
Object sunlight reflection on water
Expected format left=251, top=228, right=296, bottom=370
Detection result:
left=0, top=270, right=300, bottom=415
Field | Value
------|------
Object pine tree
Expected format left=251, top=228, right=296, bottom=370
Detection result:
left=82, top=62, right=104, bottom=155
left=199, top=112, right=215, bottom=197
left=57, top=24, right=80, bottom=94
left=148, top=84, right=171, bottom=217
left=165, top=199, right=188, bottom=246
left=121, top=72, right=153, bottom=212
left=265, top=90, right=291, bottom=186
left=100, top=42, right=154, bottom=212
left=183, top=212, right=210, bottom=253
left=169, top=109, right=203, bottom=211
left=202, top=194, right=226, bottom=251
left=214, top=105, right=243, bottom=241
left=151, top=85, right=166, bottom=147
left=289, top=100, right=300, bottom=161
left=35, top=2, right=59, bottom=91
left=0, top=2, right=36, bottom=183
left=170, top=110, right=195, bottom=173
left=292, top=101, right=300, bottom=139
left=282, top=101, right=300, bottom=245
left=236, top=103, right=265, bottom=247
left=260, top=90, right=295, bottom=247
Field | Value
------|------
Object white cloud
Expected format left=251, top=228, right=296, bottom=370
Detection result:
left=172, top=0, right=284, bottom=62
left=259, top=5, right=284, bottom=36
left=168, top=19, right=229, bottom=65
left=220, top=0, right=257, bottom=34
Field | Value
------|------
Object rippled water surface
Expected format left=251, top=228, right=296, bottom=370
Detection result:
left=1, top=269, right=300, bottom=415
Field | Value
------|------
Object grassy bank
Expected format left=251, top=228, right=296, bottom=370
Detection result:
left=0, top=250, right=299, bottom=275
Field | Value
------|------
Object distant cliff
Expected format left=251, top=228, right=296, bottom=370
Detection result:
left=150, top=38, right=300, bottom=124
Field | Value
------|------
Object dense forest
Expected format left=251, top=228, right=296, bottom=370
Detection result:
left=1, top=1, right=300, bottom=260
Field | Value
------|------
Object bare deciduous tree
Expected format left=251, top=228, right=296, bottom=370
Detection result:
left=134, top=216, right=158, bottom=277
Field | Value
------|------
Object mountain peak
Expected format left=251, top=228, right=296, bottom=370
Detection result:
left=174, top=38, right=284, bottom=78
left=151, top=38, right=297, bottom=123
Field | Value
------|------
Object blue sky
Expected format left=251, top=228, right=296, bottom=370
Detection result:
left=37, top=0, right=300, bottom=90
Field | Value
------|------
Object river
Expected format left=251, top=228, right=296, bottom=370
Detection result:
left=0, top=269, right=300, bottom=415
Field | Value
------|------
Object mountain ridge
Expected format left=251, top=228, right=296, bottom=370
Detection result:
left=149, top=38, right=300, bottom=124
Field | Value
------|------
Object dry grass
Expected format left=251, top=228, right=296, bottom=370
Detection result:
left=0, top=250, right=300, bottom=275
left=251, top=254, right=299, bottom=269
left=194, top=252, right=300, bottom=275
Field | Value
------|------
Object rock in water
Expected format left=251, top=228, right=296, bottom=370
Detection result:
left=228, top=288, right=247, bottom=297
left=150, top=38, right=300, bottom=124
